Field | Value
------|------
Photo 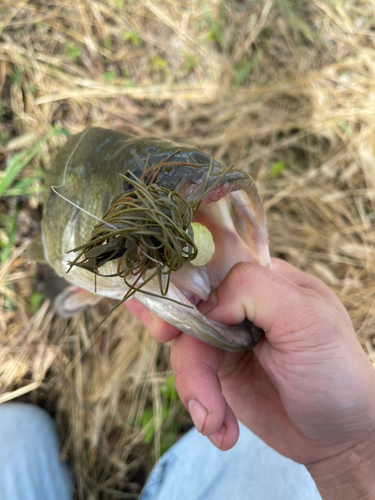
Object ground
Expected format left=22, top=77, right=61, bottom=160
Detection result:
left=1, top=1, right=375, bottom=498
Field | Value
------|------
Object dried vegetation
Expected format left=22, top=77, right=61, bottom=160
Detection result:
left=1, top=0, right=375, bottom=498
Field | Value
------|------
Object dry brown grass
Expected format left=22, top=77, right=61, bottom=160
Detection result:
left=1, top=0, right=375, bottom=498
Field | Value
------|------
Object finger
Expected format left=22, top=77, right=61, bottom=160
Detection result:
left=125, top=298, right=181, bottom=343
left=171, top=334, right=239, bottom=449
left=149, top=314, right=181, bottom=343
left=198, top=262, right=327, bottom=335
left=207, top=399, right=239, bottom=451
left=125, top=298, right=151, bottom=326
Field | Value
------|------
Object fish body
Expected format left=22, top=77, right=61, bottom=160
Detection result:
left=41, top=128, right=271, bottom=350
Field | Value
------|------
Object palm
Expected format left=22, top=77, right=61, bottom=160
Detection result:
left=218, top=347, right=331, bottom=464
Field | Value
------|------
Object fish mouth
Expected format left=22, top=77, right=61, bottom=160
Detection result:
left=170, top=182, right=270, bottom=306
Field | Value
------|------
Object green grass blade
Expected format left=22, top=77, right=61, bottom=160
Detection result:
left=5, top=173, right=45, bottom=197
left=0, top=128, right=55, bottom=199
left=0, top=203, right=19, bottom=264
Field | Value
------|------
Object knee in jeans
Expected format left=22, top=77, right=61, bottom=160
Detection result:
left=0, top=403, right=59, bottom=456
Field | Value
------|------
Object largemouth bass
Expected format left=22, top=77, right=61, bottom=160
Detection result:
left=36, top=128, right=271, bottom=351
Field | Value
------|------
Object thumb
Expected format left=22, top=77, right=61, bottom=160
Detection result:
left=198, top=262, right=319, bottom=339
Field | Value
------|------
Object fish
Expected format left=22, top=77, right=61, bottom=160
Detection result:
left=31, top=127, right=271, bottom=351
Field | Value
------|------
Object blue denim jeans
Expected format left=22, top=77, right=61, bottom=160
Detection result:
left=0, top=403, right=72, bottom=500
left=0, top=403, right=321, bottom=500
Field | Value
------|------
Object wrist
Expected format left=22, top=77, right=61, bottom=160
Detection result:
left=307, top=435, right=375, bottom=500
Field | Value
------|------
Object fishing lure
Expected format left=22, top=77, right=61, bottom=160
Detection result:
left=66, top=152, right=224, bottom=305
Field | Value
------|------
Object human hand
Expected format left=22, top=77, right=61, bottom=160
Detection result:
left=126, top=259, right=375, bottom=498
